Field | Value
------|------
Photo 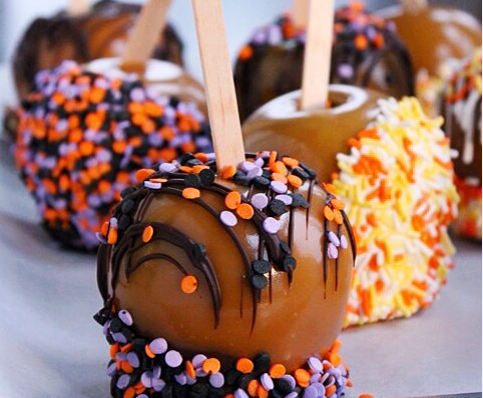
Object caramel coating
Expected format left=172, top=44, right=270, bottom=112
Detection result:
left=382, top=5, right=482, bottom=76
left=243, top=85, right=383, bottom=182
left=106, top=176, right=354, bottom=372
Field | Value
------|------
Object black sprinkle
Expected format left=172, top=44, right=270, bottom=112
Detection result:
left=185, top=173, right=202, bottom=187
left=279, top=241, right=291, bottom=254
left=174, top=383, right=189, bottom=398
left=225, top=370, right=242, bottom=386
left=251, top=274, right=268, bottom=289
left=121, top=199, right=136, bottom=214
left=179, top=152, right=195, bottom=165
left=120, top=186, right=136, bottom=199
left=234, top=175, right=252, bottom=186
left=161, top=384, right=174, bottom=398
left=252, top=352, right=270, bottom=374
left=251, top=176, right=270, bottom=189
left=109, top=318, right=122, bottom=333
left=187, top=159, right=204, bottom=167
left=282, top=256, right=297, bottom=272
left=252, top=259, right=271, bottom=274
left=290, top=193, right=309, bottom=208
left=199, top=169, right=216, bottom=185
left=118, top=214, right=132, bottom=231
left=237, top=373, right=253, bottom=390
left=299, top=162, right=316, bottom=178
left=274, top=378, right=293, bottom=395
left=291, top=167, right=309, bottom=181
left=269, top=199, right=287, bottom=216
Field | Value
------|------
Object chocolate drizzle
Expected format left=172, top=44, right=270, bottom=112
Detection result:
left=97, top=152, right=356, bottom=331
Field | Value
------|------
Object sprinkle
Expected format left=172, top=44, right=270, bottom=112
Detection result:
left=287, top=175, right=302, bottom=188
left=182, top=187, right=201, bottom=199
left=149, top=338, right=168, bottom=355
left=323, top=206, right=334, bottom=221
left=144, top=180, right=162, bottom=190
left=236, top=203, right=255, bottom=220
left=192, top=354, right=208, bottom=368
left=209, top=372, right=225, bottom=388
left=251, top=274, right=268, bottom=289
left=181, top=275, right=198, bottom=294
left=225, top=191, right=242, bottom=209
left=251, top=193, right=269, bottom=209
left=135, top=168, right=155, bottom=183
left=252, top=259, right=271, bottom=274
left=165, top=350, right=183, bottom=368
left=269, top=364, right=286, bottom=379
left=263, top=217, right=281, bottom=234
left=275, top=194, right=293, bottom=206
left=294, top=369, right=310, bottom=387
left=220, top=211, right=238, bottom=227
left=327, top=243, right=339, bottom=260
left=116, top=374, right=131, bottom=389
left=330, top=198, right=345, bottom=210
left=107, top=227, right=118, bottom=245
left=236, top=358, right=254, bottom=374
left=339, top=234, right=348, bottom=249
left=307, top=357, right=322, bottom=373
left=327, top=231, right=340, bottom=246
left=302, top=385, right=318, bottom=398
left=222, top=165, right=237, bottom=180
left=142, top=225, right=154, bottom=243
left=118, top=310, right=133, bottom=326
left=270, top=180, right=288, bottom=194
left=234, top=388, right=250, bottom=398
left=127, top=351, right=140, bottom=368
left=159, top=163, right=177, bottom=173
left=260, top=373, right=274, bottom=391
left=202, top=358, right=221, bottom=374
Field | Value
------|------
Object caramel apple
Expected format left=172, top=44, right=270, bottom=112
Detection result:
left=234, top=1, right=413, bottom=121
left=380, top=0, right=482, bottom=116
left=243, top=90, right=458, bottom=327
left=441, top=49, right=482, bottom=239
left=14, top=60, right=211, bottom=250
left=95, top=1, right=355, bottom=397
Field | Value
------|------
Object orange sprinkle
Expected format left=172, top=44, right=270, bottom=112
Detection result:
left=179, top=165, right=193, bottom=173
left=330, top=338, right=341, bottom=352
left=322, top=182, right=337, bottom=195
left=88, top=86, right=106, bottom=103
left=123, top=386, right=136, bottom=398
left=325, top=385, right=337, bottom=397
left=101, top=221, right=110, bottom=237
left=145, top=344, right=155, bottom=358
left=257, top=386, right=268, bottom=398
left=271, top=161, right=288, bottom=176
left=268, top=151, right=277, bottom=166
left=236, top=203, right=254, bottom=220
left=269, top=363, right=286, bottom=378
left=160, top=125, right=175, bottom=140
left=357, top=128, right=378, bottom=139
left=287, top=174, right=302, bottom=188
left=271, top=172, right=288, bottom=184
left=109, top=343, right=119, bottom=359
left=186, top=361, right=196, bottom=378
left=107, top=227, right=118, bottom=245
left=294, top=368, right=310, bottom=387
left=324, top=351, right=341, bottom=366
left=135, top=168, right=155, bottom=183
left=221, top=165, right=237, bottom=180
left=324, top=205, right=335, bottom=221
left=333, top=209, right=343, bottom=225
left=281, top=156, right=299, bottom=167
left=85, top=112, right=103, bottom=130
left=247, top=379, right=260, bottom=396
left=358, top=394, right=374, bottom=398
left=194, top=153, right=209, bottom=163
left=330, top=198, right=345, bottom=210
left=349, top=1, right=364, bottom=11
left=181, top=275, right=198, bottom=294
left=182, top=187, right=201, bottom=199
left=193, top=165, right=210, bottom=173
left=354, top=33, right=368, bottom=50
left=79, top=140, right=95, bottom=157
left=202, top=358, right=221, bottom=374
left=225, top=191, right=241, bottom=210
left=236, top=357, right=254, bottom=374
left=142, top=225, right=154, bottom=243
left=121, top=360, right=134, bottom=374
left=238, top=45, right=253, bottom=60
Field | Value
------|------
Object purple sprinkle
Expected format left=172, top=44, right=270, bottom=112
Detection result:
left=302, top=385, right=318, bottom=398
left=309, top=373, right=321, bottom=383
left=141, top=371, right=154, bottom=388
left=118, top=309, right=133, bottom=326
left=220, top=211, right=238, bottom=227
left=263, top=217, right=281, bottom=234
left=153, top=366, right=162, bottom=379
left=260, top=373, right=274, bottom=391
left=192, top=354, right=208, bottom=368
left=251, top=193, right=269, bottom=210
left=327, top=242, right=339, bottom=260
left=175, top=372, right=187, bottom=385
left=112, top=332, right=127, bottom=344
left=241, top=161, right=257, bottom=173
left=254, top=157, right=265, bottom=167
left=234, top=388, right=250, bottom=398
left=209, top=372, right=225, bottom=388
left=130, top=87, right=146, bottom=102
left=275, top=194, right=293, bottom=206
left=149, top=338, right=168, bottom=354
left=338, top=64, right=354, bottom=80
left=311, top=382, right=325, bottom=397
left=307, top=357, right=323, bottom=373
left=127, top=352, right=140, bottom=368
left=137, top=395, right=149, bottom=398
left=165, top=350, right=183, bottom=368
left=116, top=374, right=131, bottom=389
left=280, top=374, right=296, bottom=390
left=115, top=352, right=127, bottom=361
left=195, top=367, right=208, bottom=377
left=270, top=180, right=288, bottom=194
left=109, top=217, right=118, bottom=228
left=159, top=162, right=178, bottom=173
left=144, top=181, right=162, bottom=190
left=284, top=392, right=298, bottom=398
left=102, top=320, right=111, bottom=336
left=152, top=378, right=166, bottom=392
left=328, top=231, right=341, bottom=247
left=247, top=166, right=263, bottom=179
left=106, top=361, right=117, bottom=377
left=339, top=234, right=348, bottom=249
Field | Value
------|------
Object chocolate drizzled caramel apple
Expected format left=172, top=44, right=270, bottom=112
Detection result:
left=380, top=0, right=482, bottom=116
left=12, top=0, right=184, bottom=99
left=95, top=1, right=355, bottom=397
left=442, top=49, right=482, bottom=239
left=234, top=1, right=413, bottom=121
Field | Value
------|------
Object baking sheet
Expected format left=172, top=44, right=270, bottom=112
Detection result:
left=0, top=146, right=480, bottom=398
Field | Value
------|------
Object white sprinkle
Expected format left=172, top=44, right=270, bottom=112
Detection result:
left=220, top=211, right=238, bottom=227
left=263, top=217, right=281, bottom=234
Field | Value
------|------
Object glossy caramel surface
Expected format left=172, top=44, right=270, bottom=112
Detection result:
left=112, top=179, right=354, bottom=371
left=382, top=5, right=482, bottom=75
left=243, top=85, right=383, bottom=182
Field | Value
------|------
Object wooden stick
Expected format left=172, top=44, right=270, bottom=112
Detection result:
left=66, top=0, right=90, bottom=16
left=400, top=0, right=428, bottom=13
left=119, top=0, right=173, bottom=73
left=293, top=0, right=307, bottom=29
left=191, top=0, right=245, bottom=171
left=300, top=0, right=334, bottom=111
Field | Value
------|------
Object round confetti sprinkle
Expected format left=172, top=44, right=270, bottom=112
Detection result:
left=275, top=194, right=293, bottom=206
left=149, top=338, right=168, bottom=355
left=260, top=373, right=274, bottom=391
left=159, top=162, right=178, bottom=173
left=182, top=187, right=201, bottom=199
left=327, top=231, right=340, bottom=247
left=165, top=350, right=183, bottom=367
left=209, top=372, right=225, bottom=388
left=192, top=354, right=208, bottom=368
left=270, top=180, right=288, bottom=194
left=116, top=373, right=131, bottom=389
left=225, top=191, right=242, bottom=209
left=339, top=234, right=348, bottom=249
left=327, top=243, right=339, bottom=260
left=220, top=211, right=238, bottom=227
left=118, top=309, right=133, bottom=326
left=251, top=193, right=269, bottom=209
left=181, top=275, right=198, bottom=294
left=302, top=385, right=318, bottom=398
left=263, top=217, right=281, bottom=234
left=142, top=225, right=154, bottom=243
left=307, top=357, right=322, bottom=373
